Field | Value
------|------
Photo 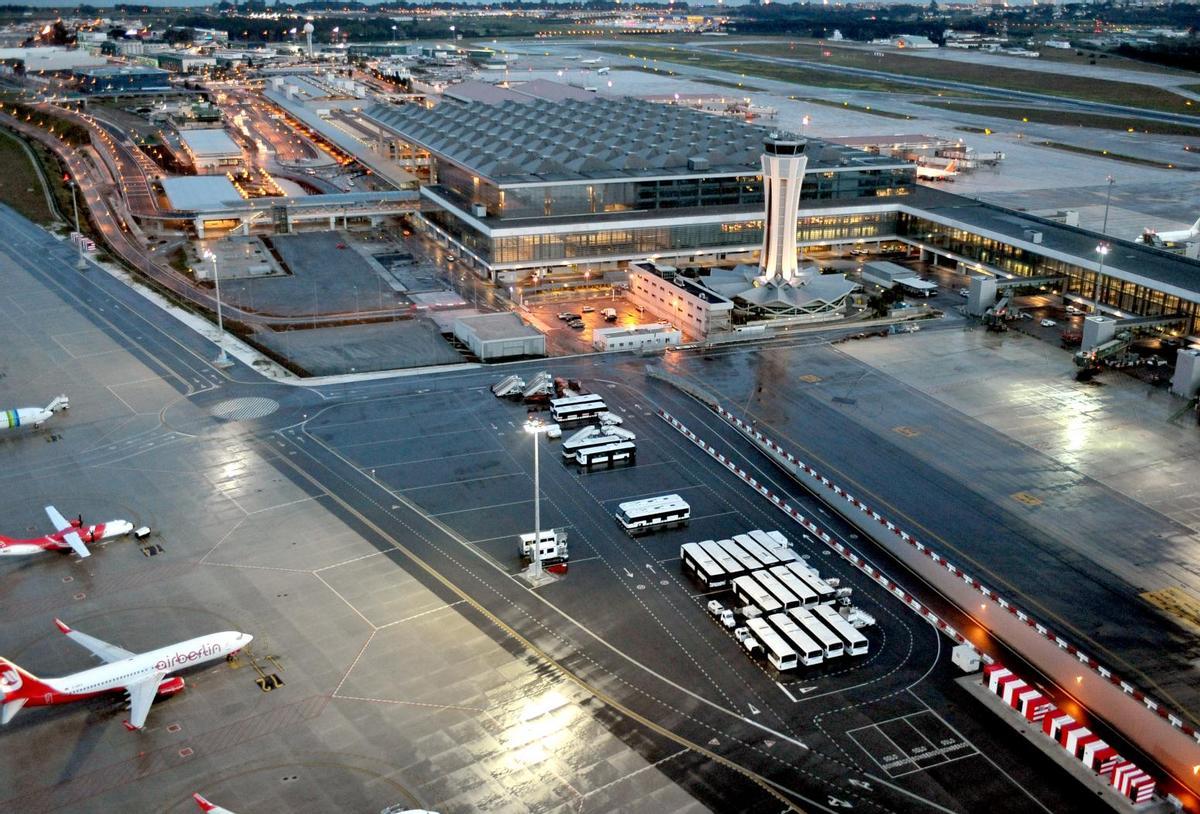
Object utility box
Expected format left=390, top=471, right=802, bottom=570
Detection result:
left=952, top=644, right=981, bottom=673
left=1172, top=349, right=1200, bottom=398
left=1081, top=315, right=1117, bottom=352
left=518, top=529, right=568, bottom=564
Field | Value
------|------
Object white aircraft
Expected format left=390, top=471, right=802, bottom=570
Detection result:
left=0, top=619, right=252, bottom=730
left=1137, top=215, right=1200, bottom=247
left=1, top=395, right=68, bottom=431
left=194, top=794, right=236, bottom=814
left=916, top=160, right=958, bottom=181
left=581, top=57, right=602, bottom=65
left=0, top=505, right=133, bottom=559
left=596, top=66, right=610, bottom=75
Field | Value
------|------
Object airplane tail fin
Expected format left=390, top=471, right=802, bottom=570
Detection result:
left=45, top=395, right=69, bottom=414
left=1190, top=216, right=1200, bottom=235
left=0, top=657, right=54, bottom=724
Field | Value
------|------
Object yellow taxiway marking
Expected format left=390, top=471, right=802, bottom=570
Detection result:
left=797, top=374, right=822, bottom=383
left=892, top=426, right=920, bottom=438
left=1011, top=492, right=1043, bottom=507
left=1141, top=587, right=1200, bottom=633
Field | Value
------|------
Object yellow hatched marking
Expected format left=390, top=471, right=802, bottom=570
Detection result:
left=798, top=374, right=822, bottom=383
left=1141, top=587, right=1200, bottom=633
left=1011, top=492, right=1042, bottom=507
left=892, top=426, right=920, bottom=438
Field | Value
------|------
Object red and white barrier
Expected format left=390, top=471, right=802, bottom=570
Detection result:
left=706, top=403, right=1200, bottom=749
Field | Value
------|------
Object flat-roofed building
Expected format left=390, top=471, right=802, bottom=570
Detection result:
left=179, top=128, right=242, bottom=174
left=592, top=322, right=682, bottom=352
left=453, top=312, right=545, bottom=360
left=74, top=65, right=171, bottom=95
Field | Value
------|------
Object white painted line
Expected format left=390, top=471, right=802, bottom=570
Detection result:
left=776, top=681, right=799, bottom=702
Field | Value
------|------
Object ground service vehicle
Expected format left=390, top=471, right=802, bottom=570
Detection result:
left=602, top=308, right=618, bottom=321
left=518, top=529, right=569, bottom=564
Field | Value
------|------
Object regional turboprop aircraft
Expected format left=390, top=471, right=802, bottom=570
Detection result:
left=0, top=619, right=252, bottom=730
left=0, top=506, right=133, bottom=559
left=0, top=395, right=68, bottom=431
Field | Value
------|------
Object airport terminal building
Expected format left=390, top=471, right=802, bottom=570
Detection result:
left=361, top=84, right=1200, bottom=337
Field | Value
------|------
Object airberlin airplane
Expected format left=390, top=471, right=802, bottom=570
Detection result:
left=0, top=619, right=252, bottom=730
left=0, top=505, right=133, bottom=559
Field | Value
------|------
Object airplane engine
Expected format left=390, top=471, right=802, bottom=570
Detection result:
left=156, top=676, right=186, bottom=696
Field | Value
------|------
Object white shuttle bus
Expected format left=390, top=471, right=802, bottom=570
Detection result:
left=746, top=617, right=797, bottom=671
left=791, top=607, right=844, bottom=659
left=680, top=542, right=727, bottom=589
left=616, top=494, right=690, bottom=533
left=812, top=604, right=869, bottom=656
left=732, top=574, right=782, bottom=615
left=549, top=394, right=607, bottom=424
left=767, top=613, right=824, bottom=667
left=575, top=440, right=635, bottom=468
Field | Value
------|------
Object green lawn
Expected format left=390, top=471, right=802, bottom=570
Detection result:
left=1034, top=140, right=1189, bottom=170
left=728, top=41, right=1197, bottom=115
left=917, top=100, right=1200, bottom=138
left=0, top=129, right=55, bottom=224
left=594, top=45, right=944, bottom=96
left=796, top=96, right=912, bottom=120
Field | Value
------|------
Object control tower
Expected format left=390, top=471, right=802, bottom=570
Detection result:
left=759, top=134, right=808, bottom=283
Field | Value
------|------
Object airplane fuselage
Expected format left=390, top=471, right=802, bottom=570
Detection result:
left=0, top=520, right=133, bottom=557
left=7, top=632, right=250, bottom=708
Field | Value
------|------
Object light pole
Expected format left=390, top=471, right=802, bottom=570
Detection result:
left=203, top=249, right=232, bottom=367
left=1093, top=242, right=1109, bottom=316
left=524, top=416, right=550, bottom=582
left=1100, top=174, right=1115, bottom=235
left=69, top=180, right=85, bottom=270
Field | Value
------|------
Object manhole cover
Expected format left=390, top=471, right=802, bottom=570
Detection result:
left=210, top=397, right=280, bottom=421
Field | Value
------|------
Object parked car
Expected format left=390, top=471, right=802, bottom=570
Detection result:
left=734, top=626, right=752, bottom=644
left=958, top=289, right=970, bottom=298
left=741, top=636, right=763, bottom=657
left=569, top=320, right=585, bottom=330
left=556, top=312, right=573, bottom=321
left=1065, top=305, right=1084, bottom=315
left=581, top=306, right=595, bottom=313
left=1040, top=319, right=1057, bottom=327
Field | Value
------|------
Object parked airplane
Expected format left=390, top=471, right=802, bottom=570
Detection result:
left=596, top=66, right=610, bottom=75
left=0, top=395, right=69, bottom=431
left=581, top=57, right=602, bottom=65
left=0, top=506, right=134, bottom=559
left=0, top=619, right=252, bottom=730
left=916, top=160, right=958, bottom=181
left=1137, top=215, right=1200, bottom=246
left=194, top=794, right=235, bottom=814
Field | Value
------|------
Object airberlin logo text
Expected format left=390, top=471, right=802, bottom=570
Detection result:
left=154, top=642, right=222, bottom=671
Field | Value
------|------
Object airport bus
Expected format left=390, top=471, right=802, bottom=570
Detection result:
left=781, top=562, right=836, bottom=604
left=812, top=604, right=869, bottom=656
left=575, top=440, right=635, bottom=468
left=735, top=532, right=798, bottom=569
left=769, top=565, right=818, bottom=607
left=753, top=570, right=801, bottom=611
left=549, top=394, right=607, bottom=424
left=563, top=432, right=626, bottom=460
left=748, top=529, right=799, bottom=565
left=679, top=542, right=727, bottom=589
left=766, top=613, right=824, bottom=667
left=746, top=617, right=797, bottom=671
left=715, top=539, right=763, bottom=575
left=699, top=541, right=745, bottom=581
left=791, top=607, right=844, bottom=659
left=615, top=494, right=690, bottom=533
left=732, top=574, right=782, bottom=616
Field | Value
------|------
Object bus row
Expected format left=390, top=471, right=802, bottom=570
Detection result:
left=747, top=605, right=868, bottom=672
left=730, top=564, right=845, bottom=615
left=679, top=531, right=803, bottom=590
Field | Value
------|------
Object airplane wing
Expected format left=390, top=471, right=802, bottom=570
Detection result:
left=61, top=530, right=90, bottom=559
left=55, top=619, right=134, bottom=663
left=123, top=672, right=165, bottom=731
left=193, top=794, right=236, bottom=813
left=45, top=505, right=71, bottom=532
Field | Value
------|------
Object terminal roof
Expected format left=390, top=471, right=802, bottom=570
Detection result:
left=365, top=90, right=900, bottom=185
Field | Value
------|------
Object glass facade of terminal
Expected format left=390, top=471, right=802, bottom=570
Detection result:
left=432, top=157, right=914, bottom=220
left=424, top=209, right=897, bottom=267
left=899, top=214, right=1200, bottom=335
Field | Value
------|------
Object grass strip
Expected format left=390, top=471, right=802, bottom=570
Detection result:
left=919, top=100, right=1200, bottom=138
left=730, top=41, right=1197, bottom=114
left=1034, top=140, right=1191, bottom=169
